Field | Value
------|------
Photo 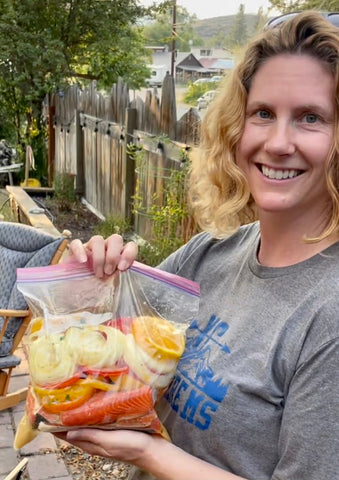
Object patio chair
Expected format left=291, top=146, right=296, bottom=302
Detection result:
left=0, top=221, right=69, bottom=411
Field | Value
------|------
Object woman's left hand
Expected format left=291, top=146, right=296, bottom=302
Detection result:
left=55, top=428, right=157, bottom=464
left=55, top=429, right=245, bottom=480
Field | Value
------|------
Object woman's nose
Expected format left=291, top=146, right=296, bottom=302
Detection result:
left=264, top=121, right=296, bottom=156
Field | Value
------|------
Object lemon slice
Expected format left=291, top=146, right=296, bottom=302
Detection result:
left=123, top=334, right=176, bottom=388
left=29, top=316, right=44, bottom=334
left=14, top=413, right=39, bottom=450
left=131, top=316, right=185, bottom=360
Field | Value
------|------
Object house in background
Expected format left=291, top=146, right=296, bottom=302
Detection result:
left=175, top=52, right=210, bottom=83
left=190, top=47, right=234, bottom=60
left=189, top=47, right=235, bottom=81
left=145, top=46, right=235, bottom=84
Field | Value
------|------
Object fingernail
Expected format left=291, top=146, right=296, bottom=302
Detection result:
left=67, top=431, right=77, bottom=441
left=104, top=264, right=114, bottom=275
left=79, top=254, right=87, bottom=263
left=94, top=266, right=104, bottom=278
left=118, top=260, right=129, bottom=271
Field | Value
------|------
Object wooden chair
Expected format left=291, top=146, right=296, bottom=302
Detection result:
left=0, top=221, right=69, bottom=411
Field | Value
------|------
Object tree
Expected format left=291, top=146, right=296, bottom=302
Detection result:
left=142, top=5, right=203, bottom=52
left=0, top=0, right=159, bottom=180
left=253, top=7, right=269, bottom=34
left=269, top=0, right=338, bottom=13
left=225, top=4, right=249, bottom=49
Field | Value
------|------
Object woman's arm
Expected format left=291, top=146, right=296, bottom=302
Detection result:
left=60, top=429, right=246, bottom=480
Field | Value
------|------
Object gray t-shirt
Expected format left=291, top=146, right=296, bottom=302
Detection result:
left=143, top=222, right=338, bottom=480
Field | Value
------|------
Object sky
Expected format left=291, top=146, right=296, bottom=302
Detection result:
left=140, top=0, right=279, bottom=20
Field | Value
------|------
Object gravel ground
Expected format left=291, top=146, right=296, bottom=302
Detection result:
left=57, top=443, right=133, bottom=480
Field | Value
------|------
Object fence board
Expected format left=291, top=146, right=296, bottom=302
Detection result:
left=49, top=78, right=201, bottom=241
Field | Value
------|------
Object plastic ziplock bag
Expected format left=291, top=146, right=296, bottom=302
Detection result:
left=14, top=260, right=200, bottom=449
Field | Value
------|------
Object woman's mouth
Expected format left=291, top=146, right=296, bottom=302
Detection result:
left=260, top=165, right=302, bottom=180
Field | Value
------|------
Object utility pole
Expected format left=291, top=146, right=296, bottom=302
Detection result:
left=170, top=0, right=176, bottom=76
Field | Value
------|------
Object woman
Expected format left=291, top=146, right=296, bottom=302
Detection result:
left=65, top=11, right=339, bottom=480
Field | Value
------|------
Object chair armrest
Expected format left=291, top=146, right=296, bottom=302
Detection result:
left=0, top=309, right=31, bottom=353
left=0, top=309, right=30, bottom=317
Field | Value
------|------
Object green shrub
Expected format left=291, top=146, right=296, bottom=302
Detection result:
left=183, top=82, right=217, bottom=105
left=53, top=172, right=76, bottom=211
left=133, top=147, right=197, bottom=266
left=94, top=215, right=132, bottom=239
left=0, top=193, right=13, bottom=221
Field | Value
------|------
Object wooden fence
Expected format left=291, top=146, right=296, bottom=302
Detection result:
left=48, top=75, right=201, bottom=241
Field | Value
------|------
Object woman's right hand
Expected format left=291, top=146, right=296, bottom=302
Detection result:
left=68, top=234, right=138, bottom=278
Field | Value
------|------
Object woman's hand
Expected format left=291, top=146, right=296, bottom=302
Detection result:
left=56, top=428, right=158, bottom=464
left=55, top=428, right=244, bottom=480
left=68, top=234, right=138, bottom=278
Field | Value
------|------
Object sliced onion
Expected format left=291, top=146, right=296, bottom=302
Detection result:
left=123, top=334, right=176, bottom=388
left=64, top=325, right=125, bottom=368
left=28, top=332, right=77, bottom=385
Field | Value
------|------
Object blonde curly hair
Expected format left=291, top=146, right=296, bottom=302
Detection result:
left=189, top=11, right=339, bottom=240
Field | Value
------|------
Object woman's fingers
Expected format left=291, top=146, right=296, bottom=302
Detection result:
left=68, top=234, right=138, bottom=277
left=69, top=238, right=88, bottom=263
left=117, top=240, right=139, bottom=271
left=102, top=234, right=125, bottom=275
left=86, top=235, right=107, bottom=277
left=103, top=234, right=138, bottom=274
left=64, top=428, right=153, bottom=462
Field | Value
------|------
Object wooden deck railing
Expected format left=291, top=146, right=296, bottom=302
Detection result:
left=6, top=186, right=64, bottom=237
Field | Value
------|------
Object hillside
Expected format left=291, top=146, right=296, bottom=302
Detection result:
left=192, top=14, right=263, bottom=42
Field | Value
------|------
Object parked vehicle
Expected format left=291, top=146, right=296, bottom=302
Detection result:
left=197, top=90, right=217, bottom=110
left=193, top=78, right=211, bottom=85
left=210, top=75, right=222, bottom=83
left=146, top=65, right=168, bottom=87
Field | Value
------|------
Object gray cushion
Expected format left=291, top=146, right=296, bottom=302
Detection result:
left=0, top=222, right=65, bottom=356
left=0, top=354, right=21, bottom=368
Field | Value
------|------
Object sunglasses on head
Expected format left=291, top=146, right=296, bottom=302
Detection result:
left=264, top=11, right=339, bottom=30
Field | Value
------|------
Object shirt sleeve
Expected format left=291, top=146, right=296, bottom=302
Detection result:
left=272, top=337, right=339, bottom=480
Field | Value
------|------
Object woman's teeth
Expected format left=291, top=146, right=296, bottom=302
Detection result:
left=261, top=166, right=299, bottom=180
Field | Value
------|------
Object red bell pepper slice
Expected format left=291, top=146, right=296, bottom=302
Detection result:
left=105, top=317, right=133, bottom=334
left=82, top=365, right=129, bottom=378
left=36, top=370, right=84, bottom=390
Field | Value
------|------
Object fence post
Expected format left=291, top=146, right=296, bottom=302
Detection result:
left=48, top=104, right=55, bottom=186
left=125, top=107, right=137, bottom=223
left=74, top=109, right=84, bottom=196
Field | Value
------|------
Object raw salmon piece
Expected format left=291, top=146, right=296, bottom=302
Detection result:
left=115, top=411, right=158, bottom=428
left=60, top=386, right=154, bottom=426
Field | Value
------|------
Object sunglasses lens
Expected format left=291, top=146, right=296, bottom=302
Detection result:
left=264, top=12, right=339, bottom=30
left=328, top=13, right=339, bottom=27
left=267, top=13, right=298, bottom=28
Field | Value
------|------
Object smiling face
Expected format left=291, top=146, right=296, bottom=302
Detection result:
left=236, top=54, right=335, bottom=230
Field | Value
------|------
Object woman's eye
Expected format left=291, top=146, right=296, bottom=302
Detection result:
left=256, top=110, right=271, bottom=119
left=303, top=113, right=318, bottom=124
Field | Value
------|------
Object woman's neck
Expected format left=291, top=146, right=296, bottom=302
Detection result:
left=257, top=212, right=339, bottom=267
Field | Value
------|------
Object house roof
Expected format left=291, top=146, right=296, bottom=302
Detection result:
left=199, top=58, right=217, bottom=68
left=176, top=53, right=203, bottom=68
left=176, top=65, right=210, bottom=72
left=210, top=58, right=235, bottom=70
left=148, top=50, right=235, bottom=75
left=190, top=47, right=234, bottom=59
left=199, top=57, right=234, bottom=70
